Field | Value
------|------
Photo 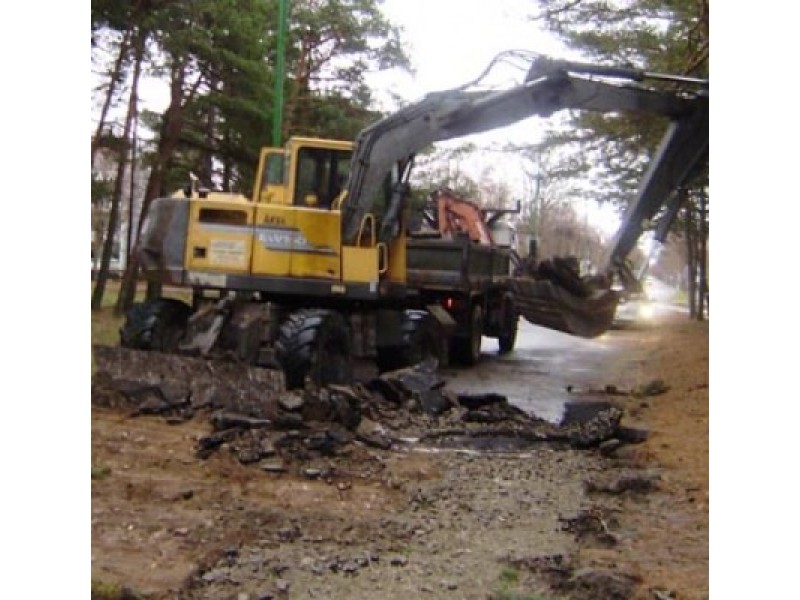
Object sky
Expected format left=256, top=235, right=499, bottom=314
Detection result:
left=367, top=0, right=622, bottom=236
left=369, top=0, right=569, bottom=103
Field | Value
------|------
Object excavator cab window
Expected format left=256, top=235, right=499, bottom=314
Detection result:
left=256, top=150, right=286, bottom=199
left=262, top=153, right=284, bottom=188
left=293, top=147, right=352, bottom=209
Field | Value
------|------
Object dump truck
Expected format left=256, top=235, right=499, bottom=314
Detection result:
left=405, top=189, right=522, bottom=367
left=100, top=53, right=708, bottom=390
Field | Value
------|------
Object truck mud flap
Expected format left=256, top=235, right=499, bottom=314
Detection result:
left=508, top=278, right=619, bottom=338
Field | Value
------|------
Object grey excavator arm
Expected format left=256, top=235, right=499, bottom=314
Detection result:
left=341, top=56, right=708, bottom=273
left=601, top=96, right=708, bottom=276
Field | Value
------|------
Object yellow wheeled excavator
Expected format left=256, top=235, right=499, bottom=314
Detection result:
left=106, top=53, right=708, bottom=390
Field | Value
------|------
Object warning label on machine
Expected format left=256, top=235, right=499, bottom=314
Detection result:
left=209, top=239, right=246, bottom=267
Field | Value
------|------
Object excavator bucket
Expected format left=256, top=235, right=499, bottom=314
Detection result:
left=507, top=255, right=620, bottom=341
left=509, top=278, right=619, bottom=338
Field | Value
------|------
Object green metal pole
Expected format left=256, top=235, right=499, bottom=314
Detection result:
left=272, top=0, right=289, bottom=147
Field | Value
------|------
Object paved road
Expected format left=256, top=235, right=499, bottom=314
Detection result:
left=441, top=319, right=620, bottom=424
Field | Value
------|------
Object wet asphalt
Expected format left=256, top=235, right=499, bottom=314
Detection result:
left=441, top=320, right=619, bottom=424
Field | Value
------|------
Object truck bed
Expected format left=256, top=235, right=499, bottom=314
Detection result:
left=406, top=235, right=512, bottom=293
left=406, top=235, right=618, bottom=338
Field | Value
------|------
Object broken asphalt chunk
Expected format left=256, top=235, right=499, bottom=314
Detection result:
left=210, top=412, right=272, bottom=431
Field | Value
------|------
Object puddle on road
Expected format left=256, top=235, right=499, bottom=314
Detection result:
left=514, top=397, right=566, bottom=424
left=408, top=440, right=557, bottom=456
left=444, top=378, right=570, bottom=425
left=436, top=323, right=627, bottom=427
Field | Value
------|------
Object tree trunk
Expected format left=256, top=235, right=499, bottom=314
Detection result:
left=696, top=190, right=707, bottom=321
left=91, top=27, right=145, bottom=311
left=199, top=76, right=217, bottom=187
left=126, top=107, right=139, bottom=263
left=222, top=143, right=233, bottom=192
left=685, top=202, right=697, bottom=319
left=91, top=22, right=134, bottom=169
left=222, top=124, right=233, bottom=192
left=282, top=35, right=314, bottom=140
left=115, top=60, right=206, bottom=315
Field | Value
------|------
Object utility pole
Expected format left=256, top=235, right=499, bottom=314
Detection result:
left=272, top=0, right=289, bottom=147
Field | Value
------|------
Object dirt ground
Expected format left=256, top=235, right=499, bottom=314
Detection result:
left=91, top=313, right=708, bottom=599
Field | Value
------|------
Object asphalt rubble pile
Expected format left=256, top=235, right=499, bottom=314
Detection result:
left=92, top=357, right=649, bottom=474
left=92, top=355, right=668, bottom=599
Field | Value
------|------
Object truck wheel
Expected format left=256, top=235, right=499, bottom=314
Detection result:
left=277, top=309, right=353, bottom=390
left=451, top=304, right=483, bottom=366
left=498, top=295, right=518, bottom=354
left=377, top=310, right=445, bottom=372
left=120, top=298, right=191, bottom=352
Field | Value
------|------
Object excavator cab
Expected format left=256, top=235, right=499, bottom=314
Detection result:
left=254, top=148, right=286, bottom=204
left=253, top=138, right=352, bottom=208
left=175, top=136, right=402, bottom=292
left=291, top=145, right=351, bottom=209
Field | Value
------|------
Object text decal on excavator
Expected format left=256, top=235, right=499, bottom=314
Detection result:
left=256, top=226, right=336, bottom=255
left=262, top=214, right=287, bottom=226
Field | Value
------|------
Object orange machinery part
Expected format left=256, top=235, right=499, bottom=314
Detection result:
left=433, top=188, right=494, bottom=245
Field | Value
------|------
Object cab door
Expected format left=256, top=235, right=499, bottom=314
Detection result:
left=253, top=148, right=288, bottom=205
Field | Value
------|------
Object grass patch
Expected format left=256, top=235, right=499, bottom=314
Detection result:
left=672, top=289, right=688, bottom=306
left=90, top=579, right=144, bottom=599
left=491, top=567, right=566, bottom=600
left=91, top=464, right=112, bottom=480
left=92, top=309, right=125, bottom=348
left=90, top=278, right=147, bottom=309
left=90, top=280, right=142, bottom=349
left=499, top=567, right=520, bottom=586
left=492, top=593, right=565, bottom=600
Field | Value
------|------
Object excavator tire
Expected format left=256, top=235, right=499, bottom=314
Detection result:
left=119, top=298, right=191, bottom=352
left=451, top=304, right=483, bottom=366
left=498, top=294, right=518, bottom=354
left=276, top=309, right=353, bottom=390
left=377, top=310, right=446, bottom=372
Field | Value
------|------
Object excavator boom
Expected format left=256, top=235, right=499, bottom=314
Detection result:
left=342, top=56, right=707, bottom=256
